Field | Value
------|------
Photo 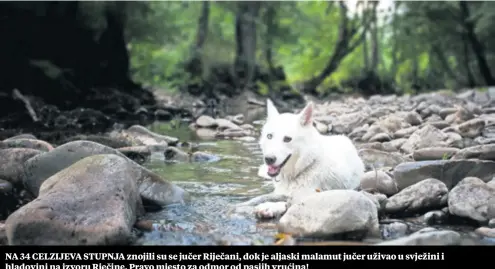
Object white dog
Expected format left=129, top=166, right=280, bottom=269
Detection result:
left=237, top=99, right=365, bottom=219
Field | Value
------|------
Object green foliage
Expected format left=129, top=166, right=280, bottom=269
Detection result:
left=126, top=2, right=199, bottom=90
left=124, top=1, right=495, bottom=94
left=256, top=81, right=270, bottom=96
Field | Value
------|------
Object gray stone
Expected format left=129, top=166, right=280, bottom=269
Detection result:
left=376, top=229, right=461, bottom=245
left=0, top=148, right=43, bottom=186
left=393, top=159, right=495, bottom=190
left=278, top=190, right=379, bottom=238
left=400, top=125, right=449, bottom=154
left=412, top=147, right=460, bottom=161
left=359, top=149, right=407, bottom=170
left=0, top=139, right=53, bottom=152
left=384, top=178, right=448, bottom=215
left=455, top=118, right=485, bottom=138
left=5, top=154, right=144, bottom=245
left=381, top=222, right=409, bottom=240
left=195, top=115, right=217, bottom=128
left=423, top=210, right=448, bottom=225
left=451, top=144, right=495, bottom=161
left=448, top=177, right=495, bottom=223
left=22, top=140, right=188, bottom=206
left=360, top=171, right=398, bottom=196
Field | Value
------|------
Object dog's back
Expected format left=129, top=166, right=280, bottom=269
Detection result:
left=319, top=134, right=364, bottom=188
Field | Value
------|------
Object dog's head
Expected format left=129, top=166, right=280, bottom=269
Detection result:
left=258, top=99, right=315, bottom=177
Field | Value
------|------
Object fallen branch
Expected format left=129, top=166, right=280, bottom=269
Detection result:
left=12, top=88, right=39, bottom=122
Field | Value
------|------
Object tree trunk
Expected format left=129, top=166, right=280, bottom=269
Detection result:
left=370, top=2, right=379, bottom=71
left=263, top=4, right=277, bottom=92
left=411, top=43, right=419, bottom=89
left=302, top=2, right=374, bottom=95
left=359, top=1, right=369, bottom=71
left=390, top=2, right=399, bottom=78
left=234, top=1, right=261, bottom=89
left=263, top=4, right=277, bottom=77
left=461, top=33, right=476, bottom=87
left=431, top=45, right=461, bottom=85
left=186, top=1, right=210, bottom=76
left=459, top=1, right=495, bottom=85
left=195, top=1, right=209, bottom=51
left=99, top=2, right=131, bottom=89
left=363, top=33, right=369, bottom=71
left=0, top=2, right=160, bottom=138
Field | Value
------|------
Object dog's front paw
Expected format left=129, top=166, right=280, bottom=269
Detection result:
left=254, top=202, right=287, bottom=219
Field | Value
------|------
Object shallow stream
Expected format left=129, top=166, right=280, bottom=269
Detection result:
left=137, top=121, right=277, bottom=245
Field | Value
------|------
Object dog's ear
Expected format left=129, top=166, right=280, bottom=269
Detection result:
left=299, top=102, right=314, bottom=127
left=266, top=99, right=279, bottom=119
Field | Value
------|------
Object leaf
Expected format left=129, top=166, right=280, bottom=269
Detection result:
left=273, top=233, right=296, bottom=245
left=274, top=233, right=291, bottom=240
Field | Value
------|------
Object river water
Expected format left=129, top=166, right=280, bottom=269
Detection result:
left=136, top=121, right=277, bottom=245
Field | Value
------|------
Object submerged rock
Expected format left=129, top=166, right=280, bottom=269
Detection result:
left=164, top=147, right=189, bottom=162
left=191, top=152, right=220, bottom=163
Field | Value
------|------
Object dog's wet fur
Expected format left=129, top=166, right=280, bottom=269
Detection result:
left=234, top=99, right=365, bottom=219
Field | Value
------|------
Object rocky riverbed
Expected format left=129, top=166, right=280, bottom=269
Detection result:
left=1, top=88, right=495, bottom=245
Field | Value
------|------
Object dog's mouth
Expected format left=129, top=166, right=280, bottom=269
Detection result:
left=267, top=154, right=292, bottom=177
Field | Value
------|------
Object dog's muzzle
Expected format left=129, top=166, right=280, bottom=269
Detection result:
left=266, top=154, right=292, bottom=178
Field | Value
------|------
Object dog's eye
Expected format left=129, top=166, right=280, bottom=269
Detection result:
left=267, top=134, right=273, bottom=139
left=283, top=136, right=292, bottom=143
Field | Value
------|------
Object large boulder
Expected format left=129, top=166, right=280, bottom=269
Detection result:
left=448, top=177, right=495, bottom=223
left=5, top=154, right=144, bottom=245
left=22, top=140, right=189, bottom=206
left=278, top=190, right=379, bottom=238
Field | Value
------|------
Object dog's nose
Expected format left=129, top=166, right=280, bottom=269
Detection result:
left=264, top=156, right=276, bottom=165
